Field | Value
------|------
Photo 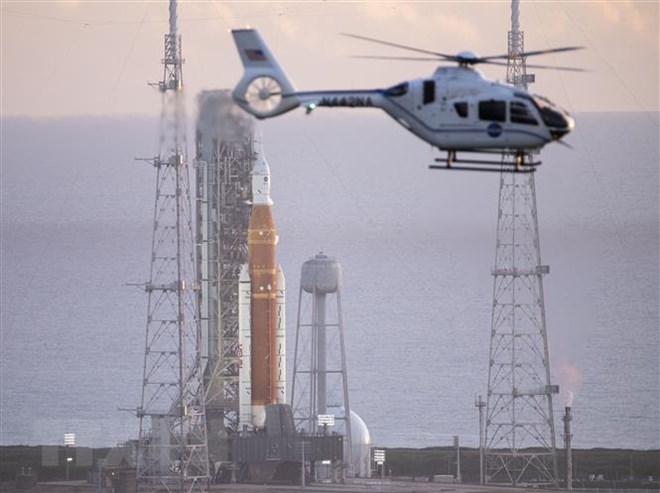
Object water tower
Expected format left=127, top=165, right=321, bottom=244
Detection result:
left=291, top=252, right=354, bottom=476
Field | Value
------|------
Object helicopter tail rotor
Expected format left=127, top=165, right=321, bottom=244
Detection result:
left=232, top=29, right=300, bottom=119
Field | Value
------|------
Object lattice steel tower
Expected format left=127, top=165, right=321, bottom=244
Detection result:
left=484, top=0, right=559, bottom=485
left=136, top=1, right=210, bottom=492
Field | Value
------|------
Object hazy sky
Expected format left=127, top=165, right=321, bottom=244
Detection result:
left=1, top=1, right=658, bottom=117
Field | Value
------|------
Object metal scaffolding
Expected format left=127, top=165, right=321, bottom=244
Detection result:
left=484, top=0, right=559, bottom=486
left=136, top=2, right=210, bottom=492
left=195, top=91, right=254, bottom=461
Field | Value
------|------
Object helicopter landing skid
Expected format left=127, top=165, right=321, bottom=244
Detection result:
left=429, top=151, right=541, bottom=173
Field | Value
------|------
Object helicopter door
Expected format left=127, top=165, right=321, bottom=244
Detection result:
left=477, top=99, right=506, bottom=145
left=416, top=79, right=437, bottom=130
left=423, top=80, right=435, bottom=105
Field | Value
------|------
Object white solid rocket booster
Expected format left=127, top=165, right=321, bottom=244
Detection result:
left=276, top=265, right=286, bottom=404
left=238, top=264, right=252, bottom=429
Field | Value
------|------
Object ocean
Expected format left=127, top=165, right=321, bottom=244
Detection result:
left=1, top=111, right=658, bottom=450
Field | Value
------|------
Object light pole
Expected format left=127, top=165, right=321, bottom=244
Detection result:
left=453, top=435, right=461, bottom=484
left=66, top=457, right=73, bottom=480
left=300, top=430, right=306, bottom=489
left=373, top=449, right=385, bottom=480
left=563, top=402, right=573, bottom=490
left=64, top=433, right=75, bottom=480
left=475, top=395, right=485, bottom=485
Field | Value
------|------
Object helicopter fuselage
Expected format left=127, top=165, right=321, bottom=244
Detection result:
left=230, top=28, right=575, bottom=154
left=294, top=67, right=573, bottom=152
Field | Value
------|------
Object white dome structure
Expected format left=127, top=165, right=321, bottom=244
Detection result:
left=334, top=408, right=372, bottom=477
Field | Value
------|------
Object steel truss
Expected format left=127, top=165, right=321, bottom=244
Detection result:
left=195, top=91, right=253, bottom=460
left=137, top=2, right=210, bottom=492
left=484, top=1, right=558, bottom=486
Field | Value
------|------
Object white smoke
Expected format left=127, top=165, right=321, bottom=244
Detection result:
left=196, top=89, right=253, bottom=162
left=558, top=361, right=582, bottom=408
left=565, top=390, right=574, bottom=408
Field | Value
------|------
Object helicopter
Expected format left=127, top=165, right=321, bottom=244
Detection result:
left=230, top=29, right=582, bottom=172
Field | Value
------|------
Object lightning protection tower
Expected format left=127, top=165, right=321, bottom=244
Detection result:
left=136, top=1, right=210, bottom=492
left=292, top=253, right=353, bottom=477
left=484, top=0, right=559, bottom=486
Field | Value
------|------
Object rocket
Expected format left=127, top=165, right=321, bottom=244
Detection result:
left=238, top=140, right=286, bottom=429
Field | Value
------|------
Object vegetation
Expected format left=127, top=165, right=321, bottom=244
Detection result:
left=1, top=445, right=658, bottom=489
left=385, top=446, right=660, bottom=488
left=0, top=446, right=110, bottom=482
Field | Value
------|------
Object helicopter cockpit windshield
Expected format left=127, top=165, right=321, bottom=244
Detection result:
left=531, top=94, right=574, bottom=139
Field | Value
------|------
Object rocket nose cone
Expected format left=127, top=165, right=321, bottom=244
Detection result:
left=253, top=137, right=270, bottom=176
left=252, top=137, right=273, bottom=205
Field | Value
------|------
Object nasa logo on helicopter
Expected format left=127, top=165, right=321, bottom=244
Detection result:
left=230, top=29, right=583, bottom=173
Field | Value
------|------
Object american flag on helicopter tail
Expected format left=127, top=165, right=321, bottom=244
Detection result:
left=245, top=49, right=267, bottom=61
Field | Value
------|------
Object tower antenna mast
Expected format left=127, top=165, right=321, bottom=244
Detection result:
left=483, top=0, right=559, bottom=486
left=136, top=1, right=210, bottom=491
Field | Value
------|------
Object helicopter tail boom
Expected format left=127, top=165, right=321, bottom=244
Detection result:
left=231, top=29, right=300, bottom=119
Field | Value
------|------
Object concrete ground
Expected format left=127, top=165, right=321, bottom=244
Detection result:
left=1, top=479, right=569, bottom=493
left=210, top=479, right=567, bottom=493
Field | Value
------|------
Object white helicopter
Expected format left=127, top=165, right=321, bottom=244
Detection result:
left=230, top=29, right=582, bottom=172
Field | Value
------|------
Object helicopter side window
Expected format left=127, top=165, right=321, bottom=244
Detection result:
left=385, top=82, right=408, bottom=97
left=510, top=101, right=538, bottom=125
left=423, top=80, right=435, bottom=104
left=454, top=102, right=468, bottom=118
left=478, top=100, right=506, bottom=122
left=384, top=82, right=409, bottom=97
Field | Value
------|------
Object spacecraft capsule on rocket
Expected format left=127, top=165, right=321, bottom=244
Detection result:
left=252, top=142, right=273, bottom=206
left=238, top=140, right=285, bottom=429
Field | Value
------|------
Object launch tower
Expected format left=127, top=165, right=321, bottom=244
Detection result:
left=483, top=0, right=559, bottom=485
left=195, top=91, right=254, bottom=461
left=136, top=2, right=210, bottom=492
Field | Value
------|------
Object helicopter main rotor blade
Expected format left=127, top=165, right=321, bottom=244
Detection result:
left=350, top=55, right=445, bottom=62
left=343, top=33, right=585, bottom=71
left=479, top=46, right=584, bottom=61
left=513, top=61, right=586, bottom=72
left=478, top=59, right=587, bottom=72
left=341, top=32, right=455, bottom=60
left=351, top=55, right=585, bottom=71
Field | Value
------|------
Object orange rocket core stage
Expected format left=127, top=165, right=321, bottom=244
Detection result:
left=247, top=204, right=279, bottom=407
